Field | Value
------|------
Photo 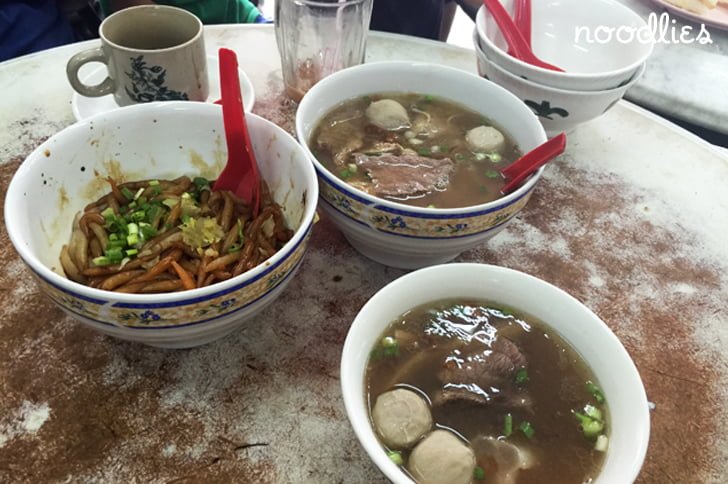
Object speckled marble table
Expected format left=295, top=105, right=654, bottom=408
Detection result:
left=1, top=25, right=727, bottom=483
left=620, top=0, right=728, bottom=134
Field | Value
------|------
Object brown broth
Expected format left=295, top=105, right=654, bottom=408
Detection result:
left=311, top=93, right=521, bottom=208
left=366, top=299, right=607, bottom=484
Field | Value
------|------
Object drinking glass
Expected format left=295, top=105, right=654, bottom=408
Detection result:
left=275, top=0, right=373, bottom=102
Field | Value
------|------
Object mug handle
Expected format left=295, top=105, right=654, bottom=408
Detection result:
left=66, top=47, right=115, bottom=97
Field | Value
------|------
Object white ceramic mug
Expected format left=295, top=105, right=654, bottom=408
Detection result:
left=66, top=5, right=208, bottom=106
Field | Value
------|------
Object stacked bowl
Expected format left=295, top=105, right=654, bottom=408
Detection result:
left=473, top=0, right=654, bottom=135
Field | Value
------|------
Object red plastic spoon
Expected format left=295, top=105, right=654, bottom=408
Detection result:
left=500, top=132, right=567, bottom=195
left=213, top=48, right=260, bottom=217
left=514, top=0, right=531, bottom=48
left=483, top=0, right=563, bottom=72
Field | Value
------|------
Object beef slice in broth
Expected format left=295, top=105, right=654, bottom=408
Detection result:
left=353, top=153, right=455, bottom=199
left=433, top=337, right=531, bottom=409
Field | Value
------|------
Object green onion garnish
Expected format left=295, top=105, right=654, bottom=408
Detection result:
left=92, top=256, right=112, bottom=266
left=586, top=381, right=606, bottom=404
left=515, top=368, right=529, bottom=384
left=125, top=248, right=138, bottom=257
left=340, top=169, right=354, bottom=179
left=417, top=147, right=431, bottom=156
left=488, top=152, right=502, bottom=163
left=133, top=187, right=145, bottom=200
left=120, top=187, right=134, bottom=200
left=126, top=233, right=139, bottom=246
left=473, top=466, right=485, bottom=480
left=485, top=170, right=499, bottom=179
left=379, top=336, right=399, bottom=357
left=504, top=413, right=512, bottom=437
left=148, top=180, right=160, bottom=186
left=387, top=450, right=404, bottom=466
left=584, top=404, right=603, bottom=422
left=101, top=207, right=114, bottom=218
left=573, top=410, right=604, bottom=439
left=519, top=421, right=535, bottom=439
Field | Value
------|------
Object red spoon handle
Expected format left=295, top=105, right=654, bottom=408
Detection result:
left=500, top=132, right=566, bottom=194
left=514, top=0, right=531, bottom=48
left=215, top=48, right=260, bottom=216
left=483, top=0, right=563, bottom=72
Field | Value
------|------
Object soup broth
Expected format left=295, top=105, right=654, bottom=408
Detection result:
left=366, top=299, right=608, bottom=484
left=311, top=93, right=521, bottom=208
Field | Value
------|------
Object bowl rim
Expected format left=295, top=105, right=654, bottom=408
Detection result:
left=4, top=101, right=319, bottom=306
left=340, top=262, right=651, bottom=484
left=295, top=60, right=548, bottom=217
left=475, top=0, right=654, bottom=81
left=474, top=29, right=648, bottom=96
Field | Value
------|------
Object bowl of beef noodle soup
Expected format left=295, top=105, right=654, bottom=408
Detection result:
left=4, top=102, right=318, bottom=348
left=296, top=61, right=548, bottom=269
left=341, top=263, right=650, bottom=484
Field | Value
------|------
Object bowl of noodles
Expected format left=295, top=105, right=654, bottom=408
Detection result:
left=4, top=102, right=318, bottom=348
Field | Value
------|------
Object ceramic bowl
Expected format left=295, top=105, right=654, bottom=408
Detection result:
left=341, top=263, right=650, bottom=484
left=4, top=102, right=318, bottom=348
left=475, top=31, right=645, bottom=136
left=295, top=61, right=547, bottom=269
left=476, top=0, right=653, bottom=91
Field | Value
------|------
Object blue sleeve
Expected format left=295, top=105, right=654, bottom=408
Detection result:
left=0, top=1, right=76, bottom=62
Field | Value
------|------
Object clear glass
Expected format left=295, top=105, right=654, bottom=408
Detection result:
left=275, top=0, right=373, bottom=102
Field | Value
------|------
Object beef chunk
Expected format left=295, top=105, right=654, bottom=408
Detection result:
left=433, top=337, right=530, bottom=408
left=353, top=153, right=454, bottom=199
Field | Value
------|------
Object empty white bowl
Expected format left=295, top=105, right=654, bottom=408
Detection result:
left=476, top=0, right=653, bottom=91
left=341, top=263, right=650, bottom=483
left=5, top=102, right=318, bottom=348
left=475, top=30, right=645, bottom=136
left=295, top=61, right=547, bottom=269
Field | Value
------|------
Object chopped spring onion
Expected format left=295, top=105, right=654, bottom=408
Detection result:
left=519, top=421, right=535, bottom=439
left=382, top=336, right=397, bottom=348
left=126, top=233, right=139, bottom=246
left=120, top=187, right=135, bottom=200
left=382, top=336, right=399, bottom=357
left=127, top=222, right=139, bottom=235
left=473, top=466, right=485, bottom=480
left=485, top=170, right=500, bottom=179
left=162, top=198, right=178, bottom=208
left=101, top=206, right=114, bottom=218
left=488, top=152, right=502, bottom=163
left=347, top=163, right=358, bottom=173
left=133, top=187, right=145, bottom=200
left=424, top=94, right=434, bottom=102
left=92, top=256, right=112, bottom=266
left=594, top=434, right=609, bottom=452
left=474, top=152, right=487, bottom=161
left=340, top=168, right=354, bottom=179
left=148, top=179, right=160, bottom=186
left=193, top=177, right=210, bottom=189
left=387, top=450, right=404, bottom=466
left=573, top=410, right=604, bottom=439
left=125, top=248, right=138, bottom=257
left=515, top=368, right=529, bottom=384
left=417, top=147, right=431, bottom=156
left=504, top=413, right=513, bottom=437
left=584, top=404, right=603, bottom=422
left=586, top=381, right=606, bottom=404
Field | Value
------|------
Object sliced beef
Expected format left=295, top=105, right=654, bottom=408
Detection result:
left=433, top=337, right=530, bottom=409
left=353, top=153, right=454, bottom=198
left=316, top=119, right=364, bottom=166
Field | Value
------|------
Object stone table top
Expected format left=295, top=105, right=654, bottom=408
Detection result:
left=0, top=25, right=727, bottom=483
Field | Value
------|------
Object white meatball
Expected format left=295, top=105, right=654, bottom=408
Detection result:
left=372, top=389, right=432, bottom=449
left=465, top=125, right=505, bottom=153
left=366, top=99, right=411, bottom=130
left=408, top=430, right=476, bottom=484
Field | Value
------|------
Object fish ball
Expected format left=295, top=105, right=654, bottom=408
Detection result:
left=366, top=99, right=411, bottom=130
left=408, top=430, right=476, bottom=484
left=466, top=125, right=505, bottom=153
left=372, top=389, right=432, bottom=449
